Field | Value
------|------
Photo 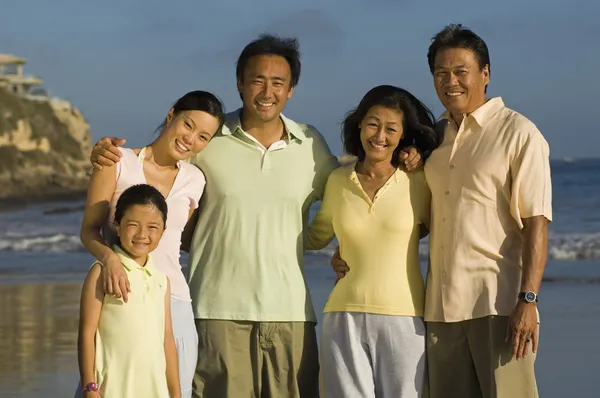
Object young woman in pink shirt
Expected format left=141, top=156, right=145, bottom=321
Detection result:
left=79, top=90, right=224, bottom=397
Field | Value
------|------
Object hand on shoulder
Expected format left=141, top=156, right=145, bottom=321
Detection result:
left=91, top=137, right=126, bottom=170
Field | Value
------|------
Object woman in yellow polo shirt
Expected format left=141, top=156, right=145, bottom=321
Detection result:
left=307, top=85, right=440, bottom=398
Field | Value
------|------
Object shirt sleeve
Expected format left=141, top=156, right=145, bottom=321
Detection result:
left=186, top=164, right=206, bottom=210
left=510, top=127, right=553, bottom=229
left=112, top=147, right=126, bottom=181
left=305, top=172, right=337, bottom=251
left=307, top=124, right=340, bottom=201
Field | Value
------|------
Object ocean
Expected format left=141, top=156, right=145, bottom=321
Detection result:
left=0, top=158, right=599, bottom=397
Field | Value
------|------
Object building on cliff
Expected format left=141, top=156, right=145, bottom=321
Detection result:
left=0, top=53, right=44, bottom=97
left=0, top=60, right=93, bottom=200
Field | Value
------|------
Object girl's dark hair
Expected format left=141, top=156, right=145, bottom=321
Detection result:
left=342, top=85, right=442, bottom=167
left=114, top=184, right=168, bottom=226
left=156, top=90, right=226, bottom=134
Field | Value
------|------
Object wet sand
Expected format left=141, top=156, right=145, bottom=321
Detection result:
left=1, top=273, right=599, bottom=397
left=0, top=278, right=81, bottom=397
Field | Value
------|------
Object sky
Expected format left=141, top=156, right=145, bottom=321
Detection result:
left=1, top=0, right=598, bottom=159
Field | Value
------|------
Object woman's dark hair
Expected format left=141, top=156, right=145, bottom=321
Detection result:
left=156, top=90, right=225, bottom=134
left=114, top=184, right=168, bottom=226
left=342, top=85, right=441, bottom=167
left=427, top=24, right=490, bottom=91
left=236, top=34, right=301, bottom=89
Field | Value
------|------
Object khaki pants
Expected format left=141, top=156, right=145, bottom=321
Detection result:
left=193, top=320, right=319, bottom=398
left=427, top=316, right=538, bottom=398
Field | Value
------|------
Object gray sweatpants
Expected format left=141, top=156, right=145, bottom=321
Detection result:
left=320, top=312, right=427, bottom=398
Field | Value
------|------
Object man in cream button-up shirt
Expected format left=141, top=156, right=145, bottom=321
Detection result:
left=424, top=24, right=551, bottom=398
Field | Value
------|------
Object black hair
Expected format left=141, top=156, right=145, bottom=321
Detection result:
left=156, top=90, right=225, bottom=134
left=342, top=85, right=441, bottom=167
left=236, top=34, right=301, bottom=99
left=427, top=24, right=491, bottom=91
left=114, top=184, right=168, bottom=226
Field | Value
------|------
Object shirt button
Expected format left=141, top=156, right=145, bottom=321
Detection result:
left=442, top=217, right=446, bottom=222
left=449, top=164, right=455, bottom=169
left=442, top=271, right=448, bottom=277
left=445, top=190, right=450, bottom=195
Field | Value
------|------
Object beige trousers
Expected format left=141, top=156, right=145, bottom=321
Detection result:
left=193, top=319, right=319, bottom=398
left=427, top=316, right=538, bottom=398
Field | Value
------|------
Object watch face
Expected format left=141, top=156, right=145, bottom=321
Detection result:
left=525, top=292, right=536, bottom=302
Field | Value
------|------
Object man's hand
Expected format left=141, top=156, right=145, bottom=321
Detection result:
left=91, top=137, right=126, bottom=170
left=101, top=256, right=131, bottom=303
left=508, top=216, right=547, bottom=360
left=399, top=146, right=423, bottom=171
left=330, top=246, right=349, bottom=279
left=506, top=301, right=539, bottom=360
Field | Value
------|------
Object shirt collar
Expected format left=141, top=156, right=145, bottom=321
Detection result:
left=348, top=161, right=402, bottom=183
left=222, top=108, right=306, bottom=141
left=113, top=245, right=155, bottom=277
left=439, top=97, right=505, bottom=128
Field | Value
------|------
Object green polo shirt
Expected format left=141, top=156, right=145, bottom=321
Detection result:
left=187, top=109, right=339, bottom=322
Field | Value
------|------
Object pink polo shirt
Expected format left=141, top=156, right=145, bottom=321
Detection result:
left=103, top=147, right=205, bottom=302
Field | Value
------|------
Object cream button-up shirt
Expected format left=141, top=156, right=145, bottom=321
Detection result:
left=424, top=97, right=552, bottom=323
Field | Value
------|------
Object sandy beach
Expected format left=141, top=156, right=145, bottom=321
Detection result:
left=0, top=267, right=599, bottom=398
left=0, top=277, right=81, bottom=397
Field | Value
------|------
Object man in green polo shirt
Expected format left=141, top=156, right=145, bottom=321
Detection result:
left=184, top=35, right=337, bottom=397
left=90, top=34, right=422, bottom=397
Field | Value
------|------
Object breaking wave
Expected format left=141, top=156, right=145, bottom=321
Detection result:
left=305, top=233, right=600, bottom=261
left=1, top=232, right=599, bottom=261
left=0, top=232, right=85, bottom=253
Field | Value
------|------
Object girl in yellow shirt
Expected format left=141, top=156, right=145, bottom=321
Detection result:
left=77, top=184, right=180, bottom=398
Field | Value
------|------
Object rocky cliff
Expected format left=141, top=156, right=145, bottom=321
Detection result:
left=0, top=88, right=92, bottom=200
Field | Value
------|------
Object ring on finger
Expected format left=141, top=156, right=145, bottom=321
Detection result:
left=525, top=337, right=532, bottom=343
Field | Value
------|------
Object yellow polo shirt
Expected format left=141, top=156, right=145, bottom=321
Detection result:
left=306, top=163, right=430, bottom=316
left=94, top=246, right=169, bottom=397
left=424, top=97, right=552, bottom=323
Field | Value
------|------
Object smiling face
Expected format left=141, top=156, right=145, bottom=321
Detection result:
left=359, top=105, right=404, bottom=164
left=115, top=204, right=165, bottom=261
left=433, top=47, right=489, bottom=120
left=161, top=109, right=221, bottom=161
left=237, top=54, right=294, bottom=123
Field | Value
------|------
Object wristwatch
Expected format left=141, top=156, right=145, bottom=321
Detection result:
left=83, top=382, right=99, bottom=392
left=518, top=291, right=538, bottom=303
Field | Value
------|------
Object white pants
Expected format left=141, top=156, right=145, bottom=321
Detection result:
left=170, top=298, right=198, bottom=398
left=320, top=312, right=427, bottom=398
